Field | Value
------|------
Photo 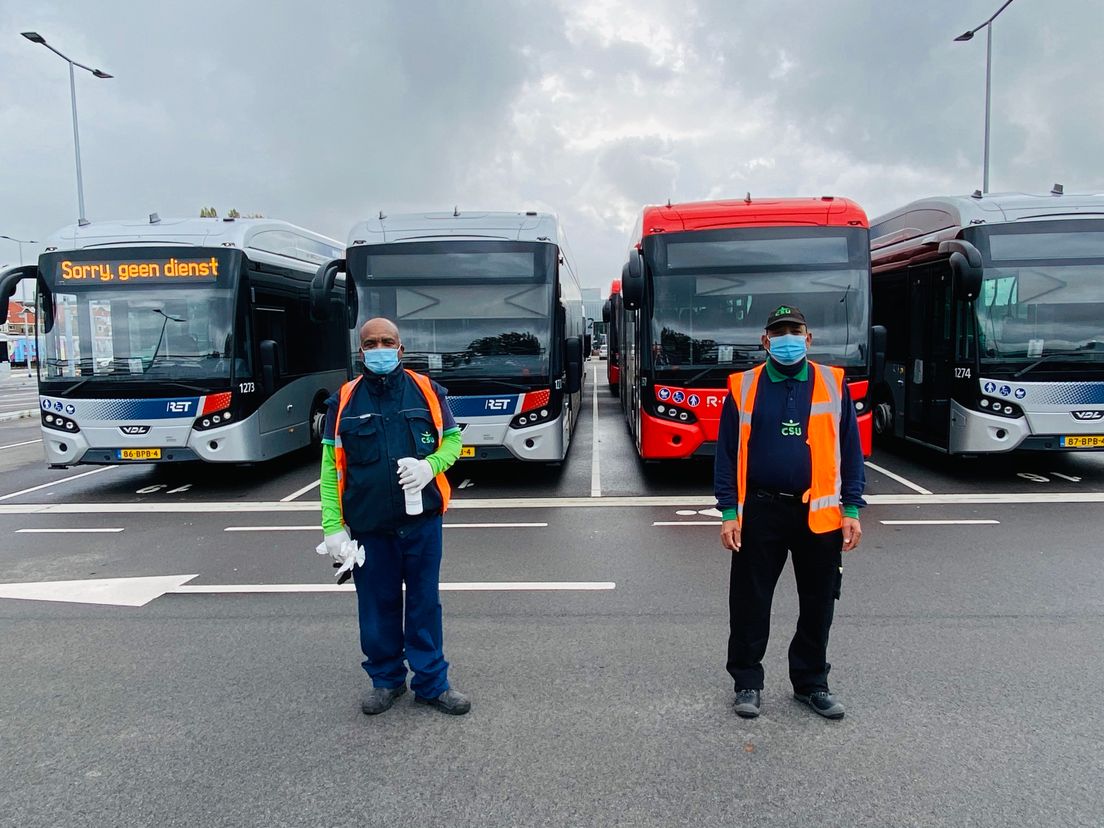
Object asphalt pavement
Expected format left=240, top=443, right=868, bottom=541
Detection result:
left=1, top=361, right=1103, bottom=827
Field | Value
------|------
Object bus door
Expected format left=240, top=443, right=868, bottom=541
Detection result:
left=906, top=262, right=953, bottom=448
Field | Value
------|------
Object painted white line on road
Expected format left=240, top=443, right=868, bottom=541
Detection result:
left=173, top=581, right=616, bottom=594
left=0, top=439, right=42, bottom=450
left=7, top=491, right=1104, bottom=516
left=864, top=461, right=933, bottom=495
left=590, top=364, right=601, bottom=497
left=0, top=465, right=119, bottom=502
left=16, top=527, right=125, bottom=533
left=280, top=479, right=320, bottom=502
left=224, top=522, right=549, bottom=532
left=880, top=519, right=999, bottom=525
left=0, top=574, right=198, bottom=607
left=653, top=521, right=719, bottom=526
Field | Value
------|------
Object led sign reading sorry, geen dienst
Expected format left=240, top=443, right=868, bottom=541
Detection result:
left=57, top=257, right=221, bottom=284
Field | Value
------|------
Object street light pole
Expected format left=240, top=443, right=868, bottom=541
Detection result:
left=954, top=0, right=1016, bottom=195
left=21, top=32, right=113, bottom=224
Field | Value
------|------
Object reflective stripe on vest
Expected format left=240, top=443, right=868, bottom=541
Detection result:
left=332, top=369, right=452, bottom=523
left=727, top=361, right=845, bottom=534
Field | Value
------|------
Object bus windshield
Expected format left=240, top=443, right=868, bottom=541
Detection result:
left=349, top=241, right=557, bottom=380
left=36, top=248, right=247, bottom=385
left=644, top=227, right=870, bottom=373
left=972, top=223, right=1104, bottom=363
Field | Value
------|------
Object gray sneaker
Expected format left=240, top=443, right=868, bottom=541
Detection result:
left=793, top=690, right=845, bottom=719
left=733, top=688, right=761, bottom=718
left=361, top=684, right=406, bottom=715
left=415, top=688, right=471, bottom=715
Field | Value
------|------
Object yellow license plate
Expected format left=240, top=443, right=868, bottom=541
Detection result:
left=117, top=448, right=162, bottom=460
left=459, top=446, right=475, bottom=458
left=1060, top=435, right=1104, bottom=448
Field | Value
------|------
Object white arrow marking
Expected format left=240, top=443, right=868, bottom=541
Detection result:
left=223, top=522, right=548, bottom=532
left=0, top=574, right=198, bottom=607
left=173, top=581, right=615, bottom=594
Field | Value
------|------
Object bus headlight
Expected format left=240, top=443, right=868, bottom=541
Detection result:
left=42, top=411, right=80, bottom=433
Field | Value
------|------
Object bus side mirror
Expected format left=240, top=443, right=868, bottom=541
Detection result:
left=0, top=265, right=38, bottom=324
left=565, top=335, right=583, bottom=394
left=602, top=299, right=611, bottom=323
left=622, top=253, right=644, bottom=310
left=871, top=324, right=887, bottom=385
left=940, top=240, right=983, bottom=302
left=259, top=339, right=280, bottom=395
left=310, top=258, right=346, bottom=322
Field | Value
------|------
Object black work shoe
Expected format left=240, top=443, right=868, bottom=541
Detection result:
left=361, top=684, right=406, bottom=715
left=733, top=688, right=761, bottom=719
left=415, top=688, right=471, bottom=715
left=793, top=690, right=845, bottom=719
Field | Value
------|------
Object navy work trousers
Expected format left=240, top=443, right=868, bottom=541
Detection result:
left=351, top=515, right=450, bottom=699
left=727, top=494, right=844, bottom=695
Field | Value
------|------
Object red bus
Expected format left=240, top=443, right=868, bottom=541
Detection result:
left=614, top=197, right=876, bottom=459
left=602, top=279, right=622, bottom=394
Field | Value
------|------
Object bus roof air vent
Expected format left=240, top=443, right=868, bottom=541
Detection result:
left=1051, top=183, right=1064, bottom=196
left=453, top=206, right=460, bottom=217
left=526, top=211, right=537, bottom=216
left=149, top=213, right=160, bottom=224
left=379, top=210, right=386, bottom=220
left=353, top=239, right=366, bottom=245
left=223, top=217, right=235, bottom=222
left=971, top=190, right=983, bottom=199
left=744, top=193, right=752, bottom=204
left=77, top=218, right=90, bottom=227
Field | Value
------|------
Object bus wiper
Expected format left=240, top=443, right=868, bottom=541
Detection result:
left=678, top=344, right=763, bottom=386
left=1012, top=349, right=1099, bottom=379
left=147, top=308, right=186, bottom=372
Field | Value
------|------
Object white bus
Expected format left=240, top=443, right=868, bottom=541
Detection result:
left=0, top=216, right=345, bottom=467
left=312, top=210, right=588, bottom=462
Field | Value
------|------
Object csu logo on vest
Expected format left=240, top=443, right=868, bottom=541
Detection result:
left=781, top=419, right=803, bottom=437
left=420, top=430, right=436, bottom=444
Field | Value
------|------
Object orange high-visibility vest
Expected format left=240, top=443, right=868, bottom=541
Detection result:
left=333, top=369, right=452, bottom=521
left=727, top=361, right=845, bottom=534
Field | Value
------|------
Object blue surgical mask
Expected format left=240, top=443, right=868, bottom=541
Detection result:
left=768, top=333, right=807, bottom=366
left=363, top=348, right=400, bottom=374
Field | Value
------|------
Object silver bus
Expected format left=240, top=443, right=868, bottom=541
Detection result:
left=0, top=216, right=345, bottom=467
left=312, top=211, right=588, bottom=462
left=870, top=190, right=1104, bottom=453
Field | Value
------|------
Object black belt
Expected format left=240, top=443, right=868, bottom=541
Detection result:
left=751, top=487, right=804, bottom=504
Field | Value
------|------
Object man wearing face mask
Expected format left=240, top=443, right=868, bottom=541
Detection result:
left=714, top=305, right=865, bottom=721
left=318, top=317, right=469, bottom=716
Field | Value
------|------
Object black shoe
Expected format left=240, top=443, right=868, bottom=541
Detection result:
left=733, top=688, right=761, bottom=719
left=361, top=684, right=406, bottom=715
left=415, top=688, right=471, bottom=715
left=793, top=690, right=845, bottom=719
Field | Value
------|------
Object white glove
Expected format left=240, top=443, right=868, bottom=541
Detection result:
left=334, top=538, right=365, bottom=579
left=397, top=457, right=434, bottom=493
left=317, top=529, right=351, bottom=564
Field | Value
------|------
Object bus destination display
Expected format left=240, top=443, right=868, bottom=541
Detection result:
left=57, top=257, right=221, bottom=285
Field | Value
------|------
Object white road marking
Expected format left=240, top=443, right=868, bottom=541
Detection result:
left=675, top=509, right=698, bottom=516
left=0, top=439, right=42, bottom=450
left=0, top=574, right=198, bottom=607
left=6, top=491, right=1104, bottom=516
left=864, top=461, right=933, bottom=495
left=880, top=519, right=999, bottom=525
left=0, top=465, right=119, bottom=502
left=280, top=479, right=320, bottom=502
left=16, top=527, right=125, bottom=533
left=1051, top=472, right=1082, bottom=483
left=590, top=364, right=601, bottom=497
left=173, top=581, right=616, bottom=594
left=653, top=520, right=720, bottom=526
left=224, top=522, right=549, bottom=532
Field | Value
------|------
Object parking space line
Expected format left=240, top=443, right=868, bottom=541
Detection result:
left=172, top=581, right=616, bottom=594
left=0, top=439, right=42, bottom=451
left=16, top=527, right=125, bottom=533
left=223, top=522, right=549, bottom=532
left=880, top=519, right=999, bottom=525
left=280, top=479, right=320, bottom=502
left=0, top=465, right=119, bottom=502
left=864, top=461, right=933, bottom=495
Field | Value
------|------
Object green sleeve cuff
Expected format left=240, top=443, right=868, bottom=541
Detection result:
left=319, top=443, right=343, bottom=535
left=721, top=508, right=738, bottom=521
left=427, top=428, right=463, bottom=476
left=842, top=504, right=860, bottom=519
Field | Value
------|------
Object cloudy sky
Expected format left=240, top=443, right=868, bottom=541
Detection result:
left=2, top=0, right=1101, bottom=287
